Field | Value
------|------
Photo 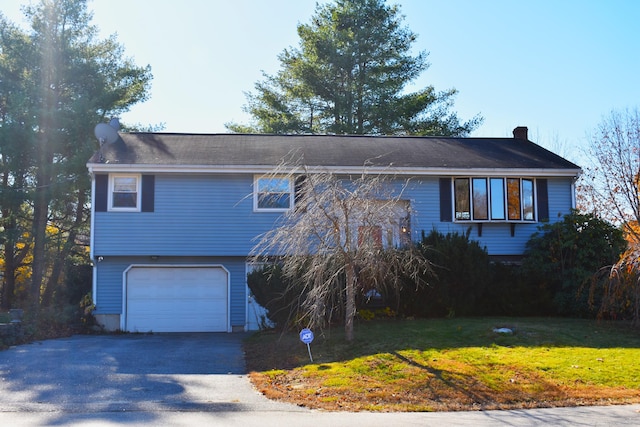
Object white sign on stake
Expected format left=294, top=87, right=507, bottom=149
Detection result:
left=299, top=328, right=314, bottom=362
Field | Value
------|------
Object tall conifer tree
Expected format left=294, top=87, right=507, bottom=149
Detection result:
left=228, top=0, right=481, bottom=136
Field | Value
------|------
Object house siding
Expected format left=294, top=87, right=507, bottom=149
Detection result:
left=93, top=174, right=576, bottom=258
left=407, top=176, right=575, bottom=255
left=94, top=174, right=282, bottom=256
left=91, top=173, right=575, bottom=330
left=547, top=177, right=574, bottom=221
left=94, top=258, right=131, bottom=314
left=93, top=256, right=247, bottom=328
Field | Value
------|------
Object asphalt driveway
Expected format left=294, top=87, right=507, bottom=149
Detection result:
left=0, top=333, right=301, bottom=414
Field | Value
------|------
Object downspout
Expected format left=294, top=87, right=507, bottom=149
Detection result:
left=89, top=169, right=98, bottom=308
left=244, top=262, right=249, bottom=332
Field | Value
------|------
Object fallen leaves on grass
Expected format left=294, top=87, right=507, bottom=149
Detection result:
left=249, top=361, right=640, bottom=412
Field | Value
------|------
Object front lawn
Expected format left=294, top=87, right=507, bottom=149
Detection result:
left=244, top=318, right=640, bottom=411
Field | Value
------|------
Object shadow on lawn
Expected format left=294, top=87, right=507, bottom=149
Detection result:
left=391, top=350, right=499, bottom=404
left=244, top=317, right=640, bottom=371
left=244, top=318, right=640, bottom=411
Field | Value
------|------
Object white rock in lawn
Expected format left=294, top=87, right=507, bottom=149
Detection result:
left=493, top=327, right=513, bottom=334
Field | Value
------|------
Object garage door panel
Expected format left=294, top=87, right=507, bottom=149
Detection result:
left=128, top=283, right=226, bottom=301
left=126, top=266, right=228, bottom=332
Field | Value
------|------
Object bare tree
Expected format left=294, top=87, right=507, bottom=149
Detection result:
left=250, top=164, right=432, bottom=341
left=581, top=107, right=640, bottom=324
left=528, top=128, right=579, bottom=164
left=578, top=108, right=640, bottom=237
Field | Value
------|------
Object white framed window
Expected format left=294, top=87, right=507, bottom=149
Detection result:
left=254, top=175, right=293, bottom=211
left=108, top=174, right=141, bottom=212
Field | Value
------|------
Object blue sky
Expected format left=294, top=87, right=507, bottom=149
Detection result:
left=2, top=0, right=639, bottom=163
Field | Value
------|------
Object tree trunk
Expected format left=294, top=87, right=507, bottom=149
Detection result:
left=41, top=189, right=86, bottom=307
left=1, top=236, right=16, bottom=310
left=344, top=262, right=357, bottom=341
left=31, top=15, right=59, bottom=312
left=30, top=136, right=54, bottom=312
left=1, top=173, right=16, bottom=310
left=634, top=280, right=640, bottom=328
left=2, top=194, right=32, bottom=309
left=30, top=189, right=48, bottom=311
left=2, top=226, right=31, bottom=310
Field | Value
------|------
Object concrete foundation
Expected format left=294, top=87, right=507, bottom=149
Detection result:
left=94, top=314, right=120, bottom=331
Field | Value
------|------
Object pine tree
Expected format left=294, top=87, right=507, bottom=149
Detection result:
left=228, top=0, right=481, bottom=136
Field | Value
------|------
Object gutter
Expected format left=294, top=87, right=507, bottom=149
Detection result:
left=86, top=162, right=582, bottom=178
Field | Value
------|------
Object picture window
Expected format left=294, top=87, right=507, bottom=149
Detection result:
left=454, top=177, right=536, bottom=222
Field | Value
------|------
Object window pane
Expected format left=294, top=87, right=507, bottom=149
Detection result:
left=454, top=178, right=470, bottom=220
left=257, top=177, right=291, bottom=209
left=472, top=178, right=488, bottom=220
left=258, top=177, right=289, bottom=193
left=507, top=178, right=521, bottom=220
left=258, top=192, right=290, bottom=209
left=113, top=192, right=137, bottom=208
left=114, top=177, right=137, bottom=192
left=522, top=179, right=534, bottom=220
left=490, top=178, right=505, bottom=220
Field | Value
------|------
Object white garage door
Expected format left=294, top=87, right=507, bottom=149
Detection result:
left=125, top=266, right=228, bottom=332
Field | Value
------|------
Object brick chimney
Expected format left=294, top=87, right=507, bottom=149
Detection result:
left=513, top=126, right=528, bottom=140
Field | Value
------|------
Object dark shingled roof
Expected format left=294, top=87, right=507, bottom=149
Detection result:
left=89, top=133, right=581, bottom=172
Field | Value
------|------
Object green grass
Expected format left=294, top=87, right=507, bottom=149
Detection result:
left=245, top=317, right=640, bottom=411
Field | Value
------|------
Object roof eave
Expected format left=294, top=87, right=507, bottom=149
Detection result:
left=86, top=162, right=582, bottom=177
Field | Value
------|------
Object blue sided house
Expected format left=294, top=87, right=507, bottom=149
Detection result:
left=86, top=126, right=581, bottom=332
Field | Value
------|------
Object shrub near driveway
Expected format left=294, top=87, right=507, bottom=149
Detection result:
left=244, top=318, right=640, bottom=412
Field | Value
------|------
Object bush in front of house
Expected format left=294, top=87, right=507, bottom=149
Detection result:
left=247, top=264, right=309, bottom=329
left=479, top=260, right=552, bottom=316
left=250, top=213, right=626, bottom=326
left=521, top=210, right=626, bottom=317
left=397, top=229, right=553, bottom=318
left=398, top=215, right=625, bottom=319
left=398, top=229, right=493, bottom=318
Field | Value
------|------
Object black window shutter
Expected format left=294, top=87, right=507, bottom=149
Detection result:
left=536, top=179, right=549, bottom=221
left=294, top=175, right=307, bottom=211
left=439, top=178, right=452, bottom=222
left=141, top=175, right=155, bottom=212
left=94, top=174, right=108, bottom=212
